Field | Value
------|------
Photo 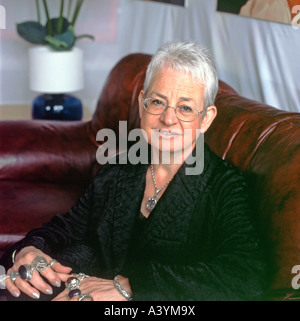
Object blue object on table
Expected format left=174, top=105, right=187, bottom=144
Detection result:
left=32, top=93, right=82, bottom=121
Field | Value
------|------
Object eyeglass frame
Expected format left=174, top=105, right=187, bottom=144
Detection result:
left=141, top=97, right=204, bottom=122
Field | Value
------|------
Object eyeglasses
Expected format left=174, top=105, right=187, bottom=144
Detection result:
left=142, top=97, right=203, bottom=122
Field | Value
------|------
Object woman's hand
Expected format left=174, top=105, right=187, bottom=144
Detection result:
left=5, top=246, right=72, bottom=299
left=52, top=275, right=132, bottom=301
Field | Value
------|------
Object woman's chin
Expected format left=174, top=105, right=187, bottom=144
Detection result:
left=150, top=142, right=195, bottom=164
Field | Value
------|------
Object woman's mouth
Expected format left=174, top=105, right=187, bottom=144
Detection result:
left=152, top=128, right=182, bottom=139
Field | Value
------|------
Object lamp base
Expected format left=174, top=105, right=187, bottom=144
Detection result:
left=32, top=94, right=83, bottom=121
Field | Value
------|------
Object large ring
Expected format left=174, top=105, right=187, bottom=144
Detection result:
left=68, top=289, right=81, bottom=299
left=75, top=273, right=89, bottom=281
left=31, top=255, right=48, bottom=273
left=78, top=293, right=93, bottom=301
left=65, top=277, right=80, bottom=291
left=18, top=264, right=35, bottom=281
left=10, top=270, right=19, bottom=282
left=0, top=274, right=10, bottom=289
left=49, top=259, right=57, bottom=268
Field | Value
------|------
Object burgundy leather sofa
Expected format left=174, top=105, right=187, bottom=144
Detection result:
left=0, top=53, right=299, bottom=300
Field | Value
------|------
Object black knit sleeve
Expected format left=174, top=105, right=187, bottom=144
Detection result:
left=0, top=161, right=120, bottom=271
left=0, top=178, right=95, bottom=271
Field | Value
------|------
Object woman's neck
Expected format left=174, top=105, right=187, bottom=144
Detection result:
left=151, top=143, right=195, bottom=168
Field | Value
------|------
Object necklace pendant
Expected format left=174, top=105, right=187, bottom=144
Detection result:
left=146, top=194, right=159, bottom=212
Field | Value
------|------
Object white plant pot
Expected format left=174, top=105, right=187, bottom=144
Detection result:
left=29, top=46, right=84, bottom=94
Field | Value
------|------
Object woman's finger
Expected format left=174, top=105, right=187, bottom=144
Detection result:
left=56, top=272, right=74, bottom=283
left=5, top=275, right=21, bottom=298
left=27, top=269, right=55, bottom=295
left=38, top=264, right=62, bottom=288
left=6, top=272, right=41, bottom=299
left=50, top=260, right=72, bottom=274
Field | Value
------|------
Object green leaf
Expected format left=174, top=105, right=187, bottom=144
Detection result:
left=16, top=21, right=47, bottom=44
left=75, top=34, right=95, bottom=41
left=45, top=35, right=68, bottom=50
left=45, top=17, right=70, bottom=36
left=45, top=26, right=75, bottom=51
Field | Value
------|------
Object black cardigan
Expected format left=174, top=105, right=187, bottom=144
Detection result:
left=1, top=144, right=266, bottom=300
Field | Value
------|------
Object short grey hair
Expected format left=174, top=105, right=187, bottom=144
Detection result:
left=144, top=41, right=218, bottom=109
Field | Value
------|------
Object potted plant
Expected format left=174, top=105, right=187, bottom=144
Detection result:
left=16, top=0, right=94, bottom=121
left=17, top=0, right=94, bottom=51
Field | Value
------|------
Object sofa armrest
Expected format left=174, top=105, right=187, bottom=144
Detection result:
left=0, top=120, right=100, bottom=255
left=0, top=120, right=98, bottom=184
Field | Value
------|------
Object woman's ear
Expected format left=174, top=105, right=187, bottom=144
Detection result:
left=199, top=105, right=217, bottom=133
left=138, top=90, right=145, bottom=119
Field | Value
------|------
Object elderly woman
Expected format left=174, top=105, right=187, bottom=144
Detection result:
left=0, top=41, right=266, bottom=301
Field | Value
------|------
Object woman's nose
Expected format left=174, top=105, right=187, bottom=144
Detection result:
left=160, top=106, right=178, bottom=125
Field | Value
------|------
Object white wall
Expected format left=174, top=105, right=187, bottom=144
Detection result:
left=0, top=0, right=299, bottom=114
left=120, top=0, right=300, bottom=112
left=0, top=0, right=122, bottom=112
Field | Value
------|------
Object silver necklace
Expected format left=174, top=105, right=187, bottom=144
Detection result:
left=146, top=164, right=172, bottom=212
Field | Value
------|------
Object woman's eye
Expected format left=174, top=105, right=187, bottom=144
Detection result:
left=151, top=99, right=164, bottom=106
left=179, top=105, right=193, bottom=113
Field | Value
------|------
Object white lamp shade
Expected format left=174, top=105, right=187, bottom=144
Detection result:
left=29, top=46, right=84, bottom=93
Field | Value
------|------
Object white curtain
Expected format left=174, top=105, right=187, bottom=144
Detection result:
left=0, top=0, right=299, bottom=113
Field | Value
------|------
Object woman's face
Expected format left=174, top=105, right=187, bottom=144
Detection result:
left=139, top=67, right=216, bottom=160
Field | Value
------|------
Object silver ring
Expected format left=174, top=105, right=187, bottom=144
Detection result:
left=0, top=274, right=10, bottom=289
left=78, top=293, right=93, bottom=301
left=49, top=259, right=57, bottom=268
left=10, top=270, right=19, bottom=282
left=18, top=264, right=35, bottom=281
left=31, top=255, right=48, bottom=273
left=75, top=273, right=90, bottom=281
left=65, top=277, right=80, bottom=291
left=12, top=250, right=17, bottom=264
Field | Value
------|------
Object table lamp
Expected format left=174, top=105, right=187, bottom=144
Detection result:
left=29, top=46, right=84, bottom=121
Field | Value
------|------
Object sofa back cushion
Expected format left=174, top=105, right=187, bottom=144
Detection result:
left=206, top=88, right=300, bottom=292
left=91, top=53, right=151, bottom=139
